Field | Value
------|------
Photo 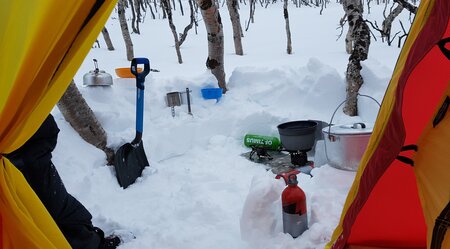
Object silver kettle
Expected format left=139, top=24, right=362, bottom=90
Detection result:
left=83, top=59, right=113, bottom=86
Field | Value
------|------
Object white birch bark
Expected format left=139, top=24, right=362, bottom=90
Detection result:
left=162, top=0, right=184, bottom=63
left=382, top=4, right=403, bottom=44
left=101, top=27, right=115, bottom=51
left=340, top=0, right=371, bottom=116
left=118, top=0, right=135, bottom=61
left=284, top=0, right=292, bottom=54
left=198, top=0, right=227, bottom=92
left=57, top=80, right=114, bottom=165
left=226, top=0, right=243, bottom=55
left=342, top=0, right=364, bottom=54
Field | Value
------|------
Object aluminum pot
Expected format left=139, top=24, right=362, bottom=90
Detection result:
left=322, top=122, right=373, bottom=171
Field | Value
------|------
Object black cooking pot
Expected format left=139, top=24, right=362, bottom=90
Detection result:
left=277, top=120, right=317, bottom=152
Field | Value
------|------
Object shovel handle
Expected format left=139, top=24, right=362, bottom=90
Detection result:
left=130, top=58, right=150, bottom=144
left=131, top=58, right=150, bottom=90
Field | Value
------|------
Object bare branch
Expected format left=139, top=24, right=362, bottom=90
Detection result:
left=363, top=20, right=378, bottom=42
left=393, top=0, right=417, bottom=14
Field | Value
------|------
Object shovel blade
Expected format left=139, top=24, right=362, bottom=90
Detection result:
left=114, top=141, right=149, bottom=188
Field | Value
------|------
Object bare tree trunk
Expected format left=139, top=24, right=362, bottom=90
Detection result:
left=162, top=1, right=168, bottom=19
left=129, top=0, right=139, bottom=34
left=344, top=25, right=353, bottom=54
left=366, top=0, right=371, bottom=14
left=194, top=1, right=200, bottom=35
left=198, top=0, right=227, bottom=92
left=382, top=4, right=403, bottom=44
left=342, top=0, right=364, bottom=54
left=148, top=2, right=156, bottom=19
left=180, top=0, right=196, bottom=45
left=57, top=80, right=115, bottom=165
left=245, top=0, right=256, bottom=31
left=154, top=0, right=159, bottom=16
left=162, top=0, right=196, bottom=64
left=118, top=0, right=135, bottom=61
left=249, top=0, right=256, bottom=23
left=134, top=0, right=142, bottom=33
left=179, top=0, right=185, bottom=15
left=343, top=17, right=371, bottom=116
left=226, top=0, right=244, bottom=55
left=162, top=0, right=184, bottom=63
left=101, top=27, right=115, bottom=51
left=172, top=0, right=177, bottom=10
left=284, top=0, right=292, bottom=54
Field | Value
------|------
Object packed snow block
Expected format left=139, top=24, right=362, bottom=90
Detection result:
left=313, top=140, right=327, bottom=167
left=240, top=172, right=285, bottom=245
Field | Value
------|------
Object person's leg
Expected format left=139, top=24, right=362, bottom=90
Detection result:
left=7, top=114, right=120, bottom=248
left=20, top=159, right=103, bottom=249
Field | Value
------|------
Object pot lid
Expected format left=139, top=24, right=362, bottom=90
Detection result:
left=322, top=122, right=373, bottom=135
left=86, top=69, right=110, bottom=75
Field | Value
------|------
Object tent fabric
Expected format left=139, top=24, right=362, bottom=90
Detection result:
left=326, top=0, right=450, bottom=248
left=0, top=1, right=117, bottom=248
left=415, top=90, right=450, bottom=249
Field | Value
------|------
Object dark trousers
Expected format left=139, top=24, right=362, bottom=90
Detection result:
left=18, top=158, right=102, bottom=249
left=6, top=115, right=103, bottom=249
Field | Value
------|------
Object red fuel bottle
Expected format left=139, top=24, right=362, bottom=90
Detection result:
left=281, top=174, right=308, bottom=238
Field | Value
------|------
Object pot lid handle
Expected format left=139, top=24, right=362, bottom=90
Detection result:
left=352, top=122, right=366, bottom=129
left=93, top=59, right=99, bottom=73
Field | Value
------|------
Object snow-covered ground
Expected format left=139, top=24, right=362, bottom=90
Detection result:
left=51, top=2, right=410, bottom=248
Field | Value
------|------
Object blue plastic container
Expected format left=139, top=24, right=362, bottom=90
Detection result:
left=201, top=87, right=223, bottom=101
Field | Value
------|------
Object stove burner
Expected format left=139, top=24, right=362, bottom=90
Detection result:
left=289, top=151, right=308, bottom=166
left=249, top=146, right=273, bottom=161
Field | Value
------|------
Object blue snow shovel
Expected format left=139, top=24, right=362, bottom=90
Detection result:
left=114, top=58, right=150, bottom=188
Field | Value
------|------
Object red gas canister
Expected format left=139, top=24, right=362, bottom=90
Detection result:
left=281, top=173, right=308, bottom=238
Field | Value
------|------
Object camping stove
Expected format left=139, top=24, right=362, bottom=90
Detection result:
left=249, top=146, right=273, bottom=161
left=248, top=147, right=312, bottom=167
left=288, top=150, right=308, bottom=166
left=245, top=120, right=320, bottom=175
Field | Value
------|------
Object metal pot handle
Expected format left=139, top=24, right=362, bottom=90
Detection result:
left=327, top=93, right=381, bottom=137
left=323, top=94, right=381, bottom=167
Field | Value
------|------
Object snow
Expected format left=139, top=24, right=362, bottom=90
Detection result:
left=51, top=2, right=410, bottom=249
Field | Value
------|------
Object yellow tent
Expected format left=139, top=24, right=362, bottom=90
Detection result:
left=0, top=1, right=116, bottom=248
left=326, top=0, right=450, bottom=248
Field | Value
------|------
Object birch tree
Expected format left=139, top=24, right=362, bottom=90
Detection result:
left=227, top=0, right=243, bottom=55
left=342, top=0, right=364, bottom=54
left=57, top=80, right=115, bottom=165
left=101, top=27, right=115, bottom=51
left=245, top=0, right=256, bottom=31
left=162, top=0, right=196, bottom=64
left=284, top=0, right=292, bottom=54
left=394, top=0, right=417, bottom=14
left=198, top=0, right=227, bottom=92
left=129, top=0, right=139, bottom=34
left=162, top=0, right=183, bottom=63
left=342, top=0, right=371, bottom=116
left=135, top=0, right=143, bottom=33
left=118, top=0, right=135, bottom=61
left=382, top=3, right=403, bottom=45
